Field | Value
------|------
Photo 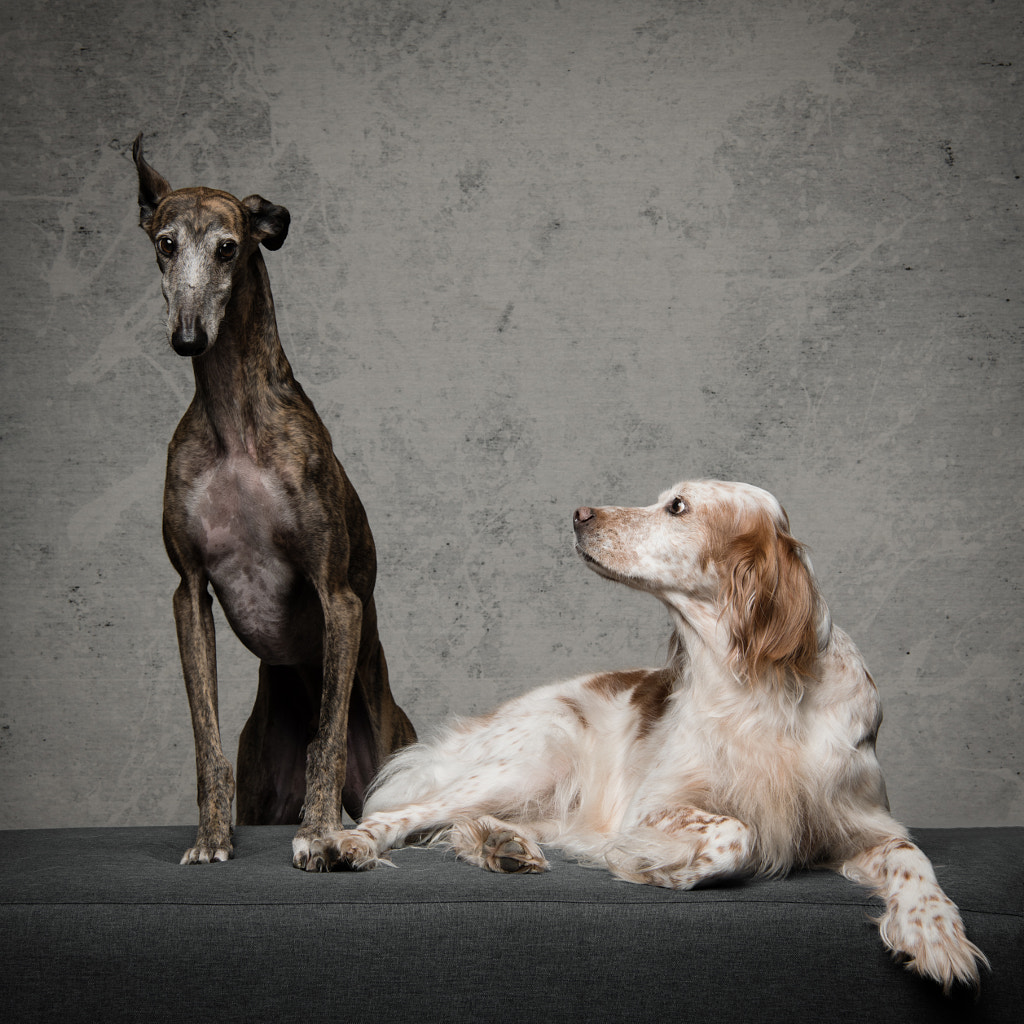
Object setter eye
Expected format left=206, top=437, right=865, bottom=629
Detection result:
left=157, top=236, right=176, bottom=257
left=216, top=239, right=238, bottom=261
left=667, top=496, right=687, bottom=516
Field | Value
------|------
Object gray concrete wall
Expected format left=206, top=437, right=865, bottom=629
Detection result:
left=1, top=0, right=1020, bottom=830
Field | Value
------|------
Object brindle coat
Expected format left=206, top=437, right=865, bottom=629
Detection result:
left=132, top=134, right=415, bottom=869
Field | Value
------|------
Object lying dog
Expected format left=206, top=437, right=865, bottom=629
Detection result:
left=308, top=479, right=987, bottom=992
left=132, top=135, right=415, bottom=868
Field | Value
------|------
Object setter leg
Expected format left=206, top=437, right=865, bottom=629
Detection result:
left=606, top=807, right=753, bottom=888
left=841, top=836, right=988, bottom=992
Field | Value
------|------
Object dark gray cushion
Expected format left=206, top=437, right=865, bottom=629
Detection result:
left=1, top=826, right=1020, bottom=1022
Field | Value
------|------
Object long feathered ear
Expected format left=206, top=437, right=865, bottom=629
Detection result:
left=719, top=508, right=822, bottom=685
left=132, top=133, right=172, bottom=234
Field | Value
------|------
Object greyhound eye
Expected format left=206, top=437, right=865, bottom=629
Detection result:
left=157, top=236, right=176, bottom=257
left=216, top=240, right=238, bottom=261
left=667, top=496, right=687, bottom=516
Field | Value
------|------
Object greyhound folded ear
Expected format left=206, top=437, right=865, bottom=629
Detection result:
left=243, top=195, right=291, bottom=251
left=132, top=133, right=172, bottom=233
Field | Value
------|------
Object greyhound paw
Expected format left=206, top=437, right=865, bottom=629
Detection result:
left=293, top=829, right=391, bottom=872
left=291, top=833, right=319, bottom=871
left=180, top=841, right=232, bottom=865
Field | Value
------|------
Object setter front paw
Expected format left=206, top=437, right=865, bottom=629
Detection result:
left=879, top=895, right=989, bottom=992
left=293, top=828, right=391, bottom=872
left=446, top=818, right=549, bottom=874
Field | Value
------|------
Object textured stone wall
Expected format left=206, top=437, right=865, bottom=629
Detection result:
left=1, top=0, right=1020, bottom=828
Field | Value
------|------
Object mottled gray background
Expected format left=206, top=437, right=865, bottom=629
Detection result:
left=1, top=0, right=1020, bottom=830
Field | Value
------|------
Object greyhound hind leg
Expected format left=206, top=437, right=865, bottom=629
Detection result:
left=341, top=640, right=415, bottom=819
left=341, top=610, right=416, bottom=820
left=236, top=663, right=316, bottom=825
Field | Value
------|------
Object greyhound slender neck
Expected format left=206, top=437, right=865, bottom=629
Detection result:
left=189, top=249, right=297, bottom=458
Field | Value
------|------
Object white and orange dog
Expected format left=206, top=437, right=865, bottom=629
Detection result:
left=310, top=480, right=987, bottom=992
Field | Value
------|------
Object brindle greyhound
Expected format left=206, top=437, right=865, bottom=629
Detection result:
left=132, top=134, right=416, bottom=869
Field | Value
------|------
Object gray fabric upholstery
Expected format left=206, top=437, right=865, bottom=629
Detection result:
left=1, top=826, right=1020, bottom=1022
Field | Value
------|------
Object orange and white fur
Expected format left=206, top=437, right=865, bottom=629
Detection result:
left=310, top=480, right=987, bottom=992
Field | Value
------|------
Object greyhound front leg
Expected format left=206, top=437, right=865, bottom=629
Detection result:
left=293, top=587, right=362, bottom=871
left=174, top=578, right=235, bottom=864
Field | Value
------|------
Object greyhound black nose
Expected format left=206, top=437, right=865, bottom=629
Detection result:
left=171, top=318, right=210, bottom=358
left=574, top=507, right=595, bottom=527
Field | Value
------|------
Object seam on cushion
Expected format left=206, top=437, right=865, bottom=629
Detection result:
left=2, top=898, right=1019, bottom=915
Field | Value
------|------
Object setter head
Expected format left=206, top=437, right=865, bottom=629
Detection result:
left=573, top=480, right=828, bottom=685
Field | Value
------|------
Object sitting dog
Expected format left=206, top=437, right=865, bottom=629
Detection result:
left=309, top=479, right=987, bottom=992
left=132, top=135, right=415, bottom=868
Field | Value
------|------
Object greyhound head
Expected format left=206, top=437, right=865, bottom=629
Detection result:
left=132, top=134, right=290, bottom=357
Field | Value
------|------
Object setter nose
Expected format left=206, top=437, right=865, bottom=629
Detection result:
left=573, top=507, right=595, bottom=527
